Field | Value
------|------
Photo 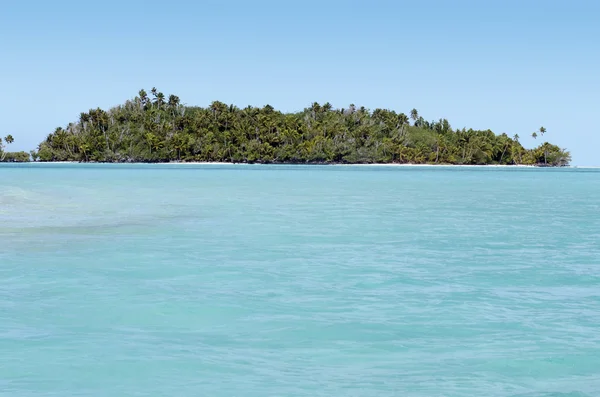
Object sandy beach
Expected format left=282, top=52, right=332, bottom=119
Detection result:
left=31, top=161, right=544, bottom=167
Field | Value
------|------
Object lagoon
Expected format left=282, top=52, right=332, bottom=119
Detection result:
left=1, top=164, right=600, bottom=396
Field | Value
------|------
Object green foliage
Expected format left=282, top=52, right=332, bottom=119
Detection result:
left=33, top=89, right=571, bottom=166
left=1, top=151, right=31, bottom=162
left=1, top=134, right=28, bottom=162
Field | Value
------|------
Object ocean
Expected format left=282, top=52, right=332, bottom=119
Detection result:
left=1, top=164, right=599, bottom=396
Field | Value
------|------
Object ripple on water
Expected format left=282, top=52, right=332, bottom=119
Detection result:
left=1, top=164, right=600, bottom=396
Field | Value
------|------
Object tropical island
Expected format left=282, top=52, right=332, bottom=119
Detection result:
left=3, top=88, right=570, bottom=165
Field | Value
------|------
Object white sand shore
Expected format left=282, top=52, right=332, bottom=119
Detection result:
left=30, top=161, right=550, bottom=167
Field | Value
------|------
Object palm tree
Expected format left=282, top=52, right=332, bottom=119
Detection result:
left=139, top=89, right=149, bottom=106
left=532, top=132, right=538, bottom=139
left=145, top=133, right=159, bottom=154
left=79, top=142, right=90, bottom=162
left=155, top=92, right=165, bottom=108
left=511, top=142, right=522, bottom=165
left=497, top=134, right=511, bottom=164
left=539, top=126, right=546, bottom=137
left=398, top=113, right=409, bottom=136
left=410, top=108, right=419, bottom=123
left=168, top=94, right=180, bottom=108
left=1, top=135, right=14, bottom=161
left=170, top=133, right=186, bottom=161
left=310, top=102, right=321, bottom=120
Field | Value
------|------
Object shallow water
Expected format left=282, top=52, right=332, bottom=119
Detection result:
left=1, top=164, right=600, bottom=396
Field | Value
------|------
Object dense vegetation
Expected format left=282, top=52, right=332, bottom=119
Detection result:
left=30, top=89, right=570, bottom=165
left=0, top=135, right=29, bottom=162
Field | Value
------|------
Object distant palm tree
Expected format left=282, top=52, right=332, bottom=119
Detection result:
left=1, top=135, right=14, bottom=161
left=155, top=92, right=165, bottom=108
left=398, top=113, right=409, bottom=136
left=168, top=94, right=180, bottom=108
left=532, top=132, right=538, bottom=139
left=410, top=108, right=419, bottom=122
left=139, top=89, right=148, bottom=106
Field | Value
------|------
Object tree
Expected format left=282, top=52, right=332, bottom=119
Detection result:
left=1, top=135, right=14, bottom=161
left=139, top=89, right=149, bottom=107
left=496, top=133, right=511, bottom=164
left=397, top=113, right=409, bottom=136
left=31, top=88, right=570, bottom=166
left=539, top=127, right=548, bottom=165
left=410, top=108, right=419, bottom=123
left=168, top=94, right=180, bottom=108
left=532, top=131, right=538, bottom=139
left=155, top=92, right=165, bottom=108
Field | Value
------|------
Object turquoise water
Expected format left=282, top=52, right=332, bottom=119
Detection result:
left=1, top=164, right=600, bottom=397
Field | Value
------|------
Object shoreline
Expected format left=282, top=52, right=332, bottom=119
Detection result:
left=6, top=162, right=597, bottom=168
left=18, top=161, right=558, bottom=168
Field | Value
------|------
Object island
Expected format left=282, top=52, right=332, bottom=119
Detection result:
left=4, top=88, right=571, bottom=166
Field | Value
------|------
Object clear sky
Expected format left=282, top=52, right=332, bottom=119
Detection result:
left=2, top=0, right=598, bottom=165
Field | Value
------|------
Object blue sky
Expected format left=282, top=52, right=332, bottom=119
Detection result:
left=2, top=0, right=598, bottom=164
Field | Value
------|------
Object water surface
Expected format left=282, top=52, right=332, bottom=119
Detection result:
left=1, top=164, right=600, bottom=396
